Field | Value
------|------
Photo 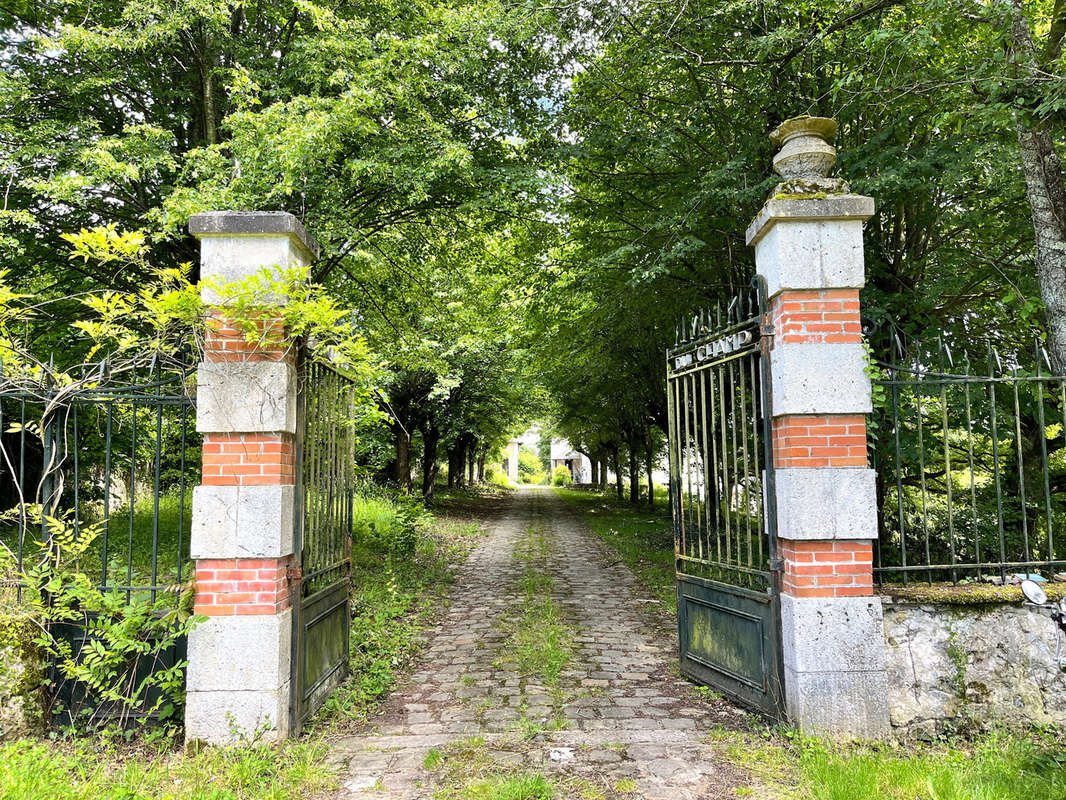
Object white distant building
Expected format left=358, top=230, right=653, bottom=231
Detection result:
left=503, top=427, right=625, bottom=485
left=550, top=438, right=591, bottom=483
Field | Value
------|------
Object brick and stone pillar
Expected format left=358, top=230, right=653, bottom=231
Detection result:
left=184, top=211, right=318, bottom=745
left=746, top=117, right=890, bottom=738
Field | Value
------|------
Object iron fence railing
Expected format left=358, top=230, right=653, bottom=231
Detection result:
left=0, top=363, right=199, bottom=604
left=869, top=338, right=1066, bottom=585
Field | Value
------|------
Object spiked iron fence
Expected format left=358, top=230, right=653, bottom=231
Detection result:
left=869, top=338, right=1066, bottom=585
left=0, top=361, right=199, bottom=604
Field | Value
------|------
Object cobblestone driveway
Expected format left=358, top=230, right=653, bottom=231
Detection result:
left=328, top=488, right=752, bottom=799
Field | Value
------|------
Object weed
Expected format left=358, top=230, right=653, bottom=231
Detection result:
left=423, top=748, right=446, bottom=770
left=448, top=773, right=554, bottom=799
left=495, top=521, right=575, bottom=687
left=0, top=737, right=336, bottom=799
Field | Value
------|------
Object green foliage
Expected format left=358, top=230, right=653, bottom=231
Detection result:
left=550, top=465, right=571, bottom=487
left=17, top=517, right=198, bottom=735
left=517, top=448, right=545, bottom=485
left=0, top=613, right=46, bottom=735
left=351, top=485, right=429, bottom=556
left=487, top=470, right=513, bottom=490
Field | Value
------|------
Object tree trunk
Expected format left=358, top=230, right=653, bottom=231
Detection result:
left=394, top=427, right=411, bottom=491
left=447, top=446, right=462, bottom=489
left=467, top=446, right=476, bottom=484
left=1016, top=123, right=1066, bottom=372
left=201, top=35, right=220, bottom=146
left=477, top=451, right=486, bottom=482
left=646, top=444, right=654, bottom=506
left=599, top=453, right=608, bottom=489
left=1010, top=2, right=1066, bottom=372
left=612, top=446, right=623, bottom=500
left=590, top=458, right=599, bottom=486
left=628, top=445, right=639, bottom=504
left=421, top=424, right=440, bottom=500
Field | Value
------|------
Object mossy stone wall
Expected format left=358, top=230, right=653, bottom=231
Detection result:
left=0, top=612, right=46, bottom=740
left=883, top=597, right=1066, bottom=739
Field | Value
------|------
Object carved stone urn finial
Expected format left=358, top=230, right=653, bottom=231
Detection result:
left=770, top=116, right=838, bottom=180
left=767, top=116, right=850, bottom=195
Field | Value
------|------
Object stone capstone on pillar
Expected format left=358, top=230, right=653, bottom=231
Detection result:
left=190, top=211, right=320, bottom=304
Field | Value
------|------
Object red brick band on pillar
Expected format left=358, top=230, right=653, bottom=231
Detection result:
left=202, top=433, right=296, bottom=486
left=770, top=289, right=862, bottom=344
left=772, top=415, right=867, bottom=468
left=194, top=557, right=295, bottom=616
left=779, top=540, right=874, bottom=598
left=204, top=316, right=292, bottom=363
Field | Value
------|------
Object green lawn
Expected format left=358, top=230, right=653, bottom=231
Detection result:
left=0, top=738, right=332, bottom=800
left=556, top=486, right=1066, bottom=800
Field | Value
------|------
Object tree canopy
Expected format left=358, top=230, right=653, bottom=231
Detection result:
left=2, top=0, right=1065, bottom=499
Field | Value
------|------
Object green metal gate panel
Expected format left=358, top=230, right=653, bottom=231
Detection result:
left=291, top=355, right=356, bottom=730
left=667, top=281, right=785, bottom=718
left=677, top=575, right=782, bottom=714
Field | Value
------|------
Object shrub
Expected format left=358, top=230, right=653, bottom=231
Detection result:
left=351, top=486, right=427, bottom=555
left=488, top=471, right=512, bottom=489
left=551, top=465, right=572, bottom=486
left=517, top=449, right=545, bottom=485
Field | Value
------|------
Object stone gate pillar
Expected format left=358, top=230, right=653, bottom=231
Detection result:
left=746, top=118, right=890, bottom=738
left=184, top=211, right=318, bottom=745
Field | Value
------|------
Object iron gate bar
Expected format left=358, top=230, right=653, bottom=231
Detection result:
left=667, top=278, right=783, bottom=718
left=291, top=352, right=356, bottom=729
left=0, top=361, right=198, bottom=604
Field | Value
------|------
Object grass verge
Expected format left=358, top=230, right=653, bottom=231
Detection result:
left=714, top=725, right=1066, bottom=800
left=0, top=737, right=334, bottom=800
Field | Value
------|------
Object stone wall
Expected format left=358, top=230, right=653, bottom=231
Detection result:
left=883, top=598, right=1066, bottom=737
left=0, top=612, right=45, bottom=740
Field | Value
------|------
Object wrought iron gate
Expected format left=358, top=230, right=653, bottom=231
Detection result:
left=291, top=355, right=356, bottom=729
left=666, top=282, right=784, bottom=717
